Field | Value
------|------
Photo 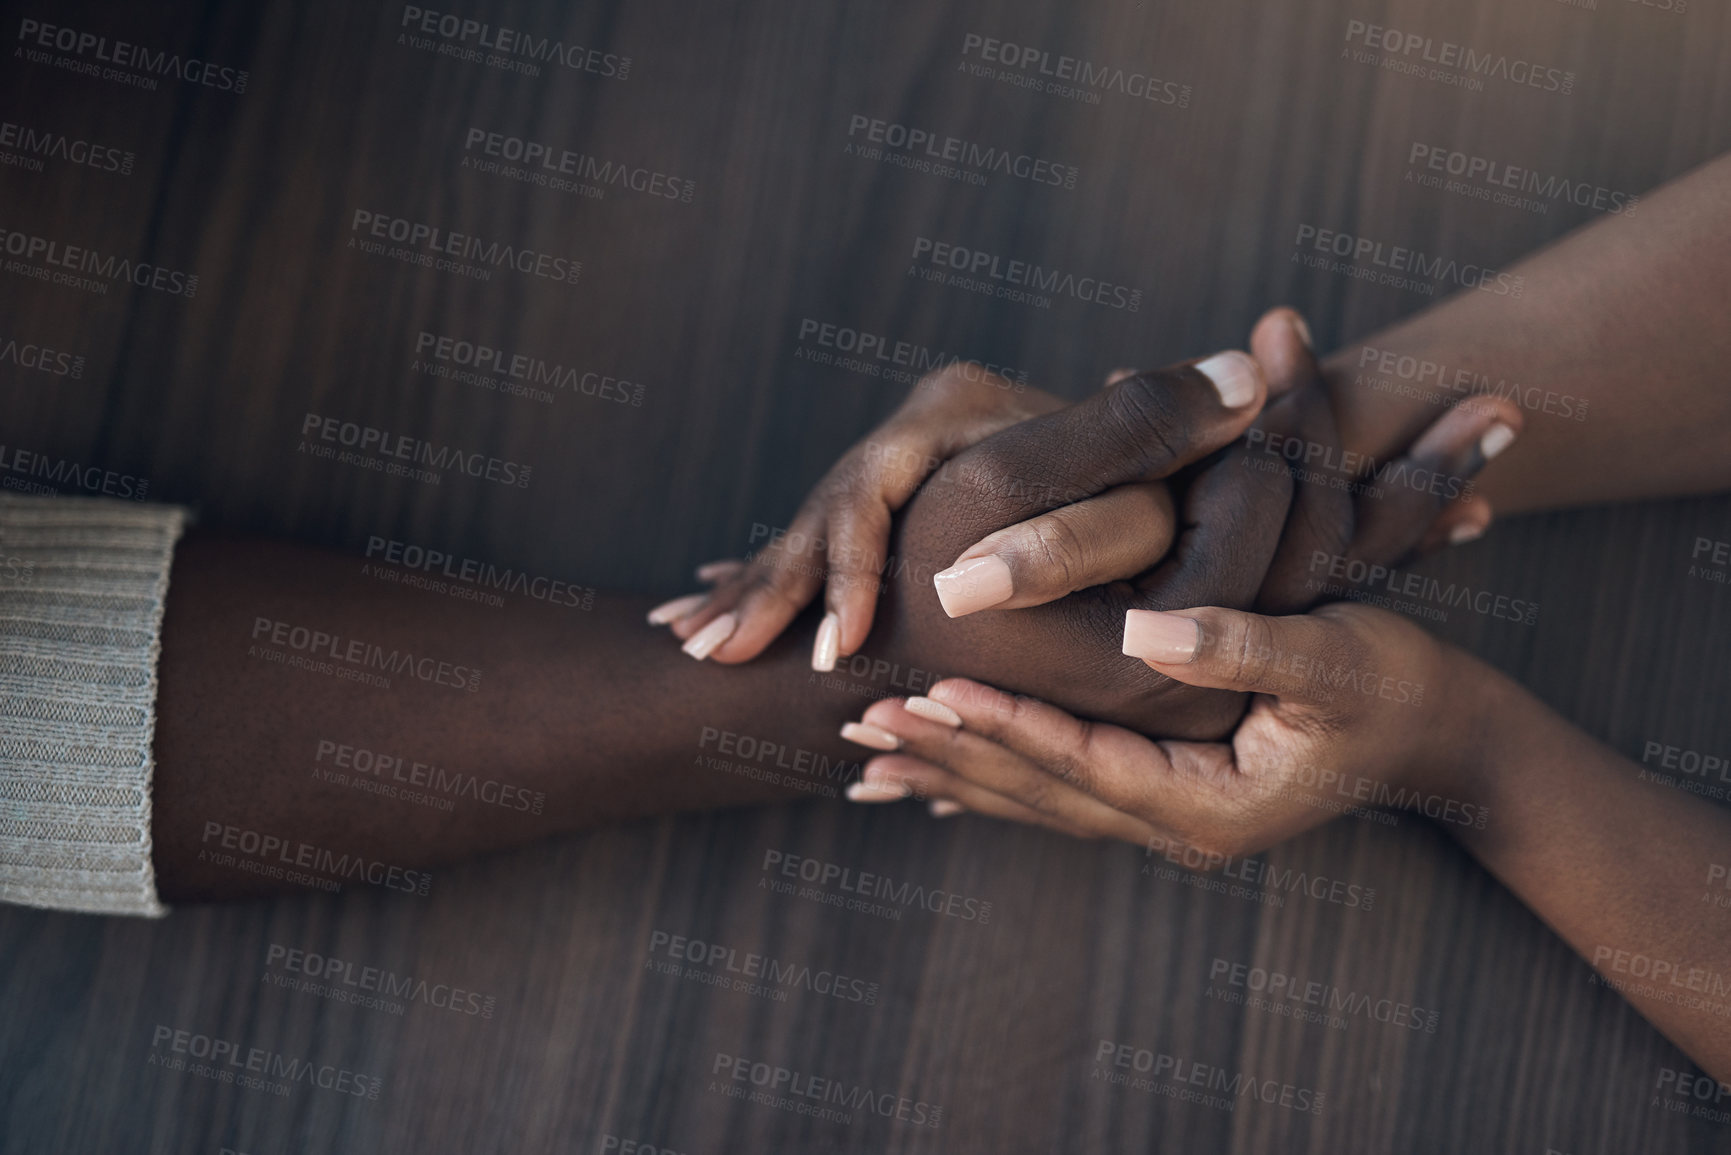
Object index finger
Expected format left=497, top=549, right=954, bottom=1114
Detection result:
left=945, top=352, right=1267, bottom=517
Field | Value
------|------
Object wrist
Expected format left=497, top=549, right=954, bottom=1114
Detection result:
left=1415, top=647, right=1544, bottom=828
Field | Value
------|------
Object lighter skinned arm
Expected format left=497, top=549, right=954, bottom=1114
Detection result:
left=1322, top=151, right=1731, bottom=513
left=1448, top=681, right=1731, bottom=1079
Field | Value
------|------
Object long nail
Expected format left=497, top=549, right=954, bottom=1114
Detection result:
left=647, top=593, right=708, bottom=626
left=841, top=722, right=901, bottom=751
left=929, top=799, right=965, bottom=818
left=696, top=560, right=743, bottom=583
left=1448, top=522, right=1485, bottom=546
left=846, top=781, right=908, bottom=802
left=1194, top=351, right=1259, bottom=409
left=904, top=697, right=962, bottom=727
left=1479, top=423, right=1516, bottom=461
left=1123, top=609, right=1200, bottom=664
left=811, top=612, right=840, bottom=672
left=682, top=612, right=737, bottom=660
left=934, top=554, right=1013, bottom=618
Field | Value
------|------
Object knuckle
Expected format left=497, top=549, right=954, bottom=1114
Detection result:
left=1021, top=515, right=1091, bottom=594
left=1102, top=373, right=1186, bottom=470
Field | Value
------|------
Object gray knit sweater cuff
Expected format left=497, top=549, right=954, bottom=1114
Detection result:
left=0, top=494, right=189, bottom=916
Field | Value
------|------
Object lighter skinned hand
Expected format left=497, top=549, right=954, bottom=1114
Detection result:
left=837, top=602, right=1494, bottom=857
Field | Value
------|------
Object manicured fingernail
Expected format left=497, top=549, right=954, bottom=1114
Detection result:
left=934, top=554, right=1013, bottom=617
left=929, top=799, right=965, bottom=818
left=1448, top=522, right=1485, bottom=546
left=1123, top=609, right=1200, bottom=664
left=696, top=560, right=741, bottom=583
left=841, top=721, right=901, bottom=751
left=905, top=697, right=962, bottom=727
left=811, top=612, right=841, bottom=672
left=1194, top=351, right=1259, bottom=409
left=681, top=612, right=737, bottom=660
left=648, top=593, right=707, bottom=626
left=846, top=780, right=908, bottom=802
left=1479, top=423, right=1516, bottom=461
left=1290, top=314, right=1313, bottom=351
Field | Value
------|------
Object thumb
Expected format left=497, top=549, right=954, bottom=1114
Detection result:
left=1121, top=605, right=1355, bottom=704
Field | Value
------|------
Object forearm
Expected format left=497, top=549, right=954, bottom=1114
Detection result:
left=151, top=533, right=867, bottom=901
left=1321, top=151, right=1731, bottom=513
left=1445, top=674, right=1731, bottom=1079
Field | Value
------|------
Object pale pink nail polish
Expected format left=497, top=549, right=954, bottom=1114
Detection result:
left=682, top=612, right=737, bottom=660
left=1194, top=351, right=1259, bottom=409
left=1479, top=423, right=1516, bottom=461
left=1123, top=609, right=1200, bottom=664
left=841, top=721, right=901, bottom=751
left=812, top=612, right=841, bottom=672
left=846, top=781, right=908, bottom=802
left=1448, top=522, right=1485, bottom=546
left=929, top=799, right=965, bottom=818
left=647, top=593, right=708, bottom=626
left=933, top=554, right=1013, bottom=617
left=696, top=560, right=743, bottom=583
left=904, top=697, right=962, bottom=727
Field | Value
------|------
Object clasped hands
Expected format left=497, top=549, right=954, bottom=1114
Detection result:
left=650, top=308, right=1525, bottom=862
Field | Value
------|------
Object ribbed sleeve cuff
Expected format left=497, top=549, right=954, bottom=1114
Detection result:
left=0, top=494, right=189, bottom=916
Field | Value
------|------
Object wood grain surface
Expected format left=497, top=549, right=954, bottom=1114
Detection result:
left=3, top=0, right=1730, bottom=1151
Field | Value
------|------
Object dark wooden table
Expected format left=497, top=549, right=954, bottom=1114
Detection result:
left=4, top=0, right=1730, bottom=1151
